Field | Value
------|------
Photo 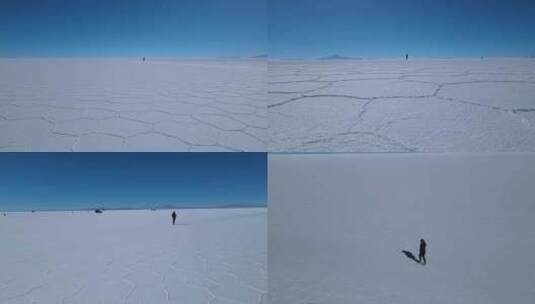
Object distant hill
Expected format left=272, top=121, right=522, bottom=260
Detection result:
left=251, top=54, right=268, bottom=58
left=318, top=54, right=361, bottom=60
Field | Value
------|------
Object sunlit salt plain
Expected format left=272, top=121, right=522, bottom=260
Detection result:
left=0, top=58, right=267, bottom=151
left=269, top=153, right=535, bottom=304
left=0, top=208, right=266, bottom=304
left=269, top=58, right=535, bottom=152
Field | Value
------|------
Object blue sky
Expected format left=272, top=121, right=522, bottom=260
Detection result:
left=0, top=153, right=267, bottom=212
left=270, top=0, right=535, bottom=58
left=0, top=0, right=266, bottom=57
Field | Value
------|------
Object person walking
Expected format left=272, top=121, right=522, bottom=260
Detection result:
left=171, top=211, right=177, bottom=225
left=419, top=238, right=427, bottom=265
left=405, top=53, right=409, bottom=60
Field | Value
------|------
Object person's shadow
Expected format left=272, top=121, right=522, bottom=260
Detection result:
left=401, top=250, right=420, bottom=264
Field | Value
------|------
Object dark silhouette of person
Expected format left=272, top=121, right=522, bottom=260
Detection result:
left=405, top=53, right=409, bottom=60
left=171, top=211, right=177, bottom=225
left=142, top=57, right=146, bottom=62
left=419, top=239, right=427, bottom=265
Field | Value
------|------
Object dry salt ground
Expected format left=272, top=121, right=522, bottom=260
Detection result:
left=0, top=58, right=267, bottom=152
left=269, top=58, right=535, bottom=152
left=269, top=153, right=535, bottom=304
left=0, top=208, right=266, bottom=304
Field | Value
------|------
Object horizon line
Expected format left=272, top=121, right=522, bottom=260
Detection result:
left=3, top=55, right=535, bottom=61
left=269, top=55, right=535, bottom=60
left=0, top=54, right=268, bottom=59
left=1, top=204, right=267, bottom=213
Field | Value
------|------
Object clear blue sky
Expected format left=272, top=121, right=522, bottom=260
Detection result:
left=0, top=153, right=266, bottom=212
left=0, top=0, right=266, bottom=57
left=270, top=0, right=535, bottom=58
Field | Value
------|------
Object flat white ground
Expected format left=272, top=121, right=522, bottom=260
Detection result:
left=0, top=58, right=267, bottom=152
left=269, top=58, right=535, bottom=152
left=269, top=153, right=535, bottom=304
left=0, top=208, right=266, bottom=304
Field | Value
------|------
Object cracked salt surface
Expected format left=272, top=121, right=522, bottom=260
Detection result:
left=0, top=208, right=267, bottom=304
left=0, top=58, right=267, bottom=151
left=268, top=58, right=535, bottom=152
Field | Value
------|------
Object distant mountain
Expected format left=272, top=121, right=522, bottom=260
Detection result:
left=318, top=54, right=361, bottom=60
left=251, top=54, right=268, bottom=58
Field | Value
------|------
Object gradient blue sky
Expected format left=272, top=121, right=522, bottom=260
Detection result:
left=0, top=0, right=266, bottom=57
left=0, top=153, right=266, bottom=212
left=270, top=0, right=535, bottom=58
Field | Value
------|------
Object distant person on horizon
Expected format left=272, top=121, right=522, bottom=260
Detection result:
left=142, top=57, right=146, bottom=62
left=405, top=53, right=409, bottom=60
left=419, top=239, right=427, bottom=265
left=171, top=211, right=177, bottom=225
